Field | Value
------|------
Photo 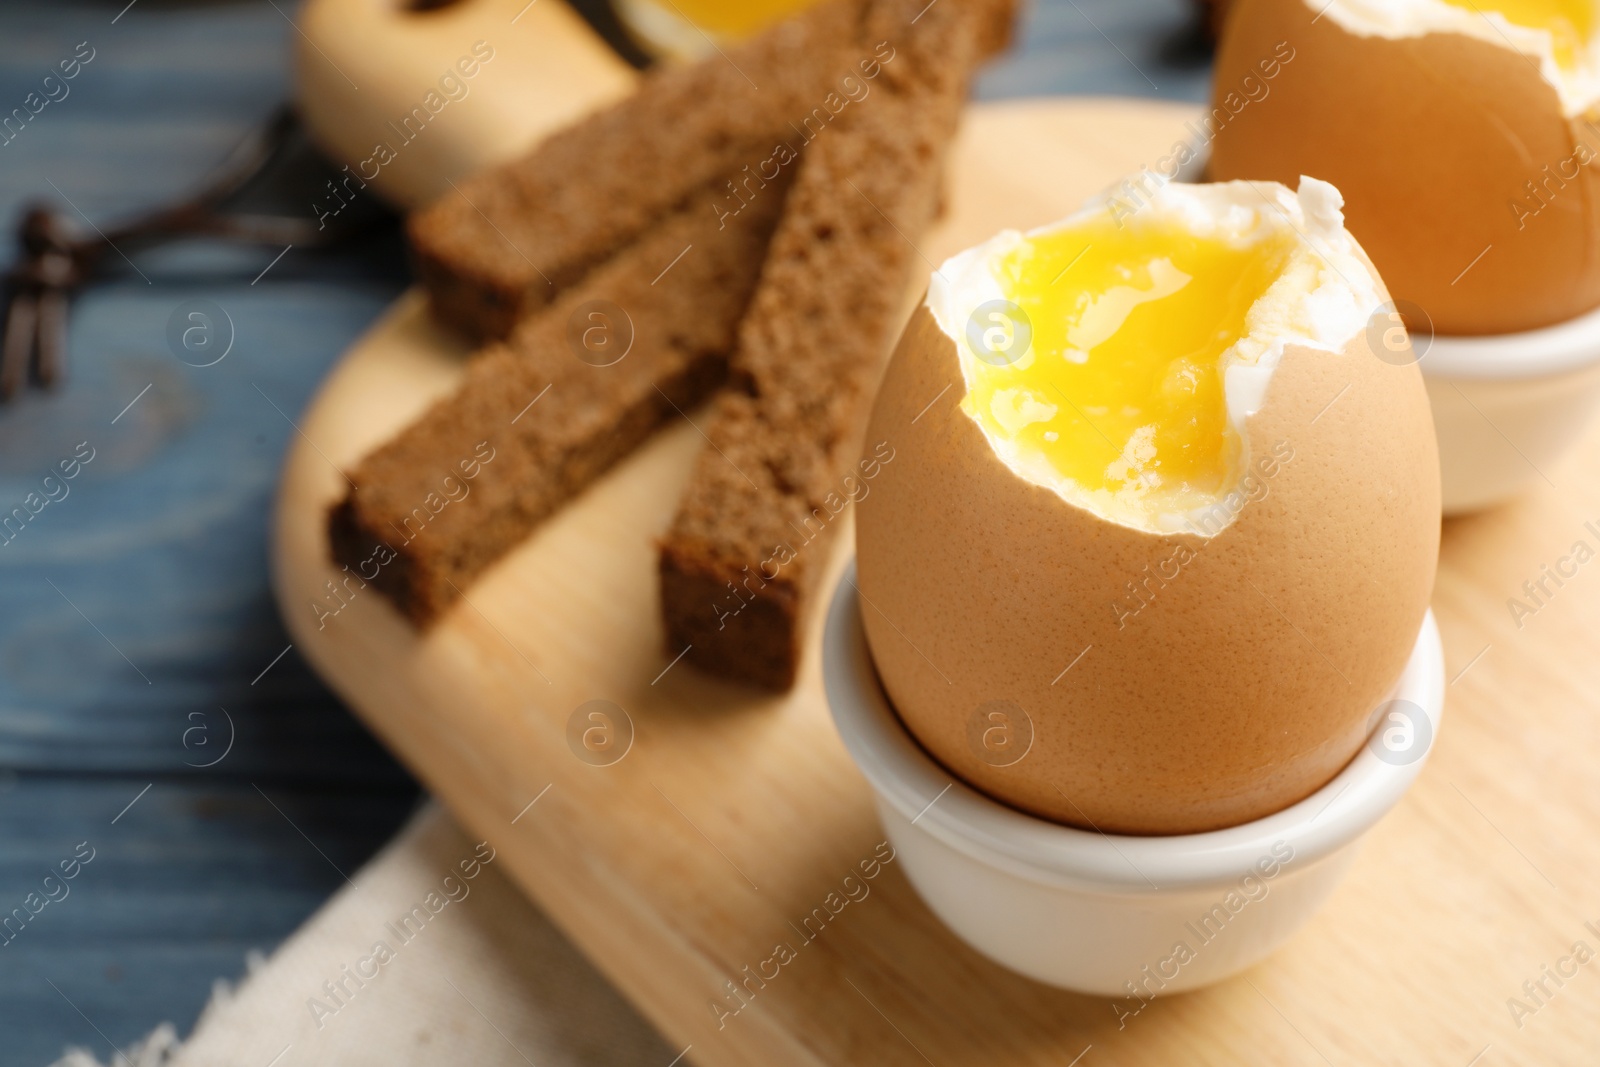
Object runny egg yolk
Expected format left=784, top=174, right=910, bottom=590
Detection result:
left=959, top=215, right=1298, bottom=524
left=654, top=0, right=820, bottom=38
left=1439, top=0, right=1594, bottom=68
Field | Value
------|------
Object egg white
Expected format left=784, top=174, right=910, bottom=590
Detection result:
left=1314, top=0, right=1600, bottom=115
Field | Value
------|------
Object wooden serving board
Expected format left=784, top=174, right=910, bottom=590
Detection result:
left=272, top=100, right=1600, bottom=1065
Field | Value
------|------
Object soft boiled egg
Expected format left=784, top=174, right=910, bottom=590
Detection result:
left=854, top=178, right=1440, bottom=835
left=1210, top=0, right=1600, bottom=335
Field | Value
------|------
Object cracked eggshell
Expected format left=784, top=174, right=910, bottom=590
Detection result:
left=854, top=300, right=1440, bottom=835
left=1209, top=0, right=1600, bottom=336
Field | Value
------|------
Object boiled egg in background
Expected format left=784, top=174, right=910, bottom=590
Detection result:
left=1210, top=0, right=1600, bottom=335
left=855, top=178, right=1440, bottom=835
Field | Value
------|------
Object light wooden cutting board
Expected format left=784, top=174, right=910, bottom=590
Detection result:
left=272, top=99, right=1600, bottom=1065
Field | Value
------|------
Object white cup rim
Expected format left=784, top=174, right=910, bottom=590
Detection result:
left=824, top=562, right=1445, bottom=893
left=1417, top=299, right=1600, bottom=382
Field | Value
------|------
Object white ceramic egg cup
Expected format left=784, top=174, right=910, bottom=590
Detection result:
left=1422, top=303, right=1600, bottom=513
left=823, top=563, right=1445, bottom=996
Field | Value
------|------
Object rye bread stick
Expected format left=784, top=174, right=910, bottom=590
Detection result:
left=657, top=0, right=1017, bottom=689
left=330, top=176, right=791, bottom=625
left=409, top=0, right=877, bottom=342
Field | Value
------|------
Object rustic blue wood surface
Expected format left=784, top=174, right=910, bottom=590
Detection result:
left=0, top=1, right=1210, bottom=1063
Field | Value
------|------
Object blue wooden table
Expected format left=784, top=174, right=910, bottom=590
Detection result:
left=0, top=2, right=1209, bottom=1063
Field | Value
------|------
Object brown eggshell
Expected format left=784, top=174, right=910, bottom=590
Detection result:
left=854, top=299, right=1440, bottom=835
left=1209, top=0, right=1600, bottom=336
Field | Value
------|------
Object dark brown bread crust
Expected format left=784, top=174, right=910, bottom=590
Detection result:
left=658, top=0, right=1015, bottom=689
left=331, top=178, right=791, bottom=625
left=409, top=0, right=876, bottom=343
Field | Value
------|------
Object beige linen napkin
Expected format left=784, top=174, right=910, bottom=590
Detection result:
left=51, top=803, right=675, bottom=1067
